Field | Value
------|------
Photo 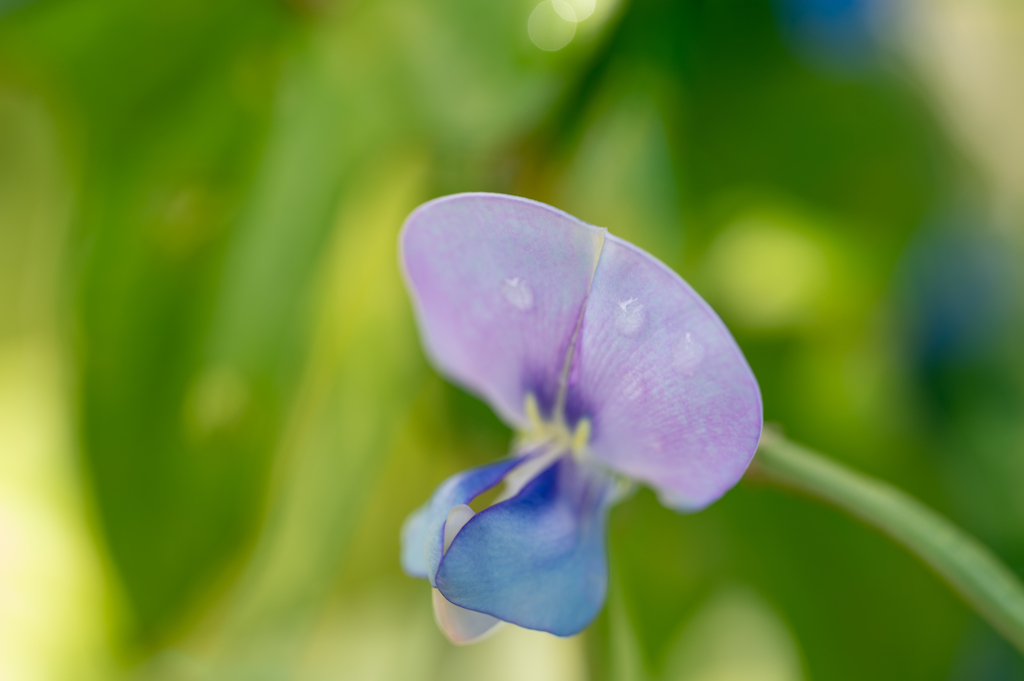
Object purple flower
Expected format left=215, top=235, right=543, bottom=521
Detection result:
left=398, top=194, right=762, bottom=643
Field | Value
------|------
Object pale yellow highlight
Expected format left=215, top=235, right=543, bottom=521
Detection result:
left=0, top=343, right=119, bottom=681
left=704, top=215, right=829, bottom=331
left=0, top=87, right=117, bottom=681
left=662, top=586, right=805, bottom=681
left=296, top=586, right=587, bottom=681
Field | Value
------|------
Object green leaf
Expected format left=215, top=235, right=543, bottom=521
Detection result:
left=3, top=0, right=299, bottom=644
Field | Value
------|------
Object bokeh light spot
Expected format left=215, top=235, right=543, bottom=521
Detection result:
left=705, top=216, right=830, bottom=331
left=529, top=0, right=577, bottom=52
left=184, top=366, right=249, bottom=437
left=562, top=0, right=595, bottom=21
left=552, top=0, right=577, bottom=22
left=663, top=587, right=804, bottom=681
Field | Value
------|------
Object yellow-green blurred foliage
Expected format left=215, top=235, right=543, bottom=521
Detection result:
left=1, top=0, right=1023, bottom=679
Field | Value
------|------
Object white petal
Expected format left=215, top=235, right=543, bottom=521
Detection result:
left=443, top=504, right=476, bottom=553
left=432, top=588, right=503, bottom=645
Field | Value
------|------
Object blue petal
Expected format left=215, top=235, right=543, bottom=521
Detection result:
left=434, top=456, right=616, bottom=637
left=400, top=457, right=524, bottom=584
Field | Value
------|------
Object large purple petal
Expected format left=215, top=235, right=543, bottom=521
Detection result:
left=567, top=235, right=762, bottom=510
left=434, top=457, right=616, bottom=637
left=400, top=194, right=606, bottom=425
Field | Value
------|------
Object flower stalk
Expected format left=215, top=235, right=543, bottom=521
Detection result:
left=749, top=427, right=1024, bottom=655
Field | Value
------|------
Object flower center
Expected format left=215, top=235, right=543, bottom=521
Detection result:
left=520, top=392, right=590, bottom=457
left=486, top=393, right=592, bottom=502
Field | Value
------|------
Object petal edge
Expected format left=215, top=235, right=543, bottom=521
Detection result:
left=569, top=234, right=762, bottom=510
left=435, top=457, right=616, bottom=636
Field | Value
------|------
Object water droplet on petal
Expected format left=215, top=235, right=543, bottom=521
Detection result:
left=501, top=277, right=534, bottom=311
left=615, top=297, right=645, bottom=336
left=672, top=332, right=705, bottom=375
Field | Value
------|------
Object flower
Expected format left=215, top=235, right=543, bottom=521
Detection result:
left=398, top=193, right=762, bottom=643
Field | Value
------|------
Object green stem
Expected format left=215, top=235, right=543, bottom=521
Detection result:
left=749, top=428, right=1024, bottom=655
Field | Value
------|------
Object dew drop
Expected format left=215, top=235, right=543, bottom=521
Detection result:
left=615, top=297, right=645, bottom=336
left=672, top=332, right=705, bottom=374
left=501, top=277, right=534, bottom=311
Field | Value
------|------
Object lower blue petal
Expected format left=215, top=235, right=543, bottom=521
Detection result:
left=434, top=456, right=617, bottom=637
left=400, top=456, right=524, bottom=584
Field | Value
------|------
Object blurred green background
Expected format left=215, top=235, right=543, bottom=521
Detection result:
left=1, top=0, right=1023, bottom=678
